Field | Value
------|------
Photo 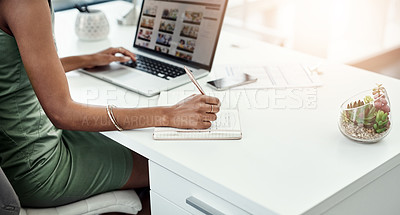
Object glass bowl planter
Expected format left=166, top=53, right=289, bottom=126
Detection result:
left=338, top=85, right=392, bottom=143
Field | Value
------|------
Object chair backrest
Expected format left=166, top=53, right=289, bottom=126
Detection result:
left=0, top=167, right=21, bottom=215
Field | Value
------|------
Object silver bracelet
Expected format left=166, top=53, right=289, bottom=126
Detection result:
left=106, top=105, right=123, bottom=131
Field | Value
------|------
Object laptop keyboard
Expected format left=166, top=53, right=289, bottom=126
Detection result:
left=120, top=55, right=186, bottom=80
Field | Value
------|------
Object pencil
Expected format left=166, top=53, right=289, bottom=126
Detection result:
left=184, top=66, right=205, bottom=95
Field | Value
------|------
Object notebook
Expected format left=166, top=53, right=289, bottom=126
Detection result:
left=153, top=92, right=242, bottom=140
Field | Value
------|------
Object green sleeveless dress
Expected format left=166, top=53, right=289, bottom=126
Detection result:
left=0, top=1, right=133, bottom=207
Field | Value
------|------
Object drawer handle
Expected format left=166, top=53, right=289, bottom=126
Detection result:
left=186, top=196, right=225, bottom=215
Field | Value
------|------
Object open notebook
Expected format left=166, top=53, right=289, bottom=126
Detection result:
left=153, top=92, right=242, bottom=140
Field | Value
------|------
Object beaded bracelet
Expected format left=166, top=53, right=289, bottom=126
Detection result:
left=106, top=105, right=123, bottom=131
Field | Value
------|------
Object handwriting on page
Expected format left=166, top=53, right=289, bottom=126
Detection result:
left=210, top=111, right=237, bottom=130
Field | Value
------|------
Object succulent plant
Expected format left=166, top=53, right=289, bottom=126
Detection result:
left=355, top=104, right=376, bottom=127
left=364, top=96, right=373, bottom=104
left=372, top=84, right=390, bottom=113
left=373, top=110, right=389, bottom=133
left=341, top=111, right=351, bottom=123
left=347, top=100, right=364, bottom=109
left=344, top=100, right=377, bottom=128
left=372, top=84, right=384, bottom=97
left=345, top=100, right=363, bottom=121
left=374, top=98, right=390, bottom=113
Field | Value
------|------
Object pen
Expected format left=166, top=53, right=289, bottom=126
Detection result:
left=184, top=66, right=205, bottom=95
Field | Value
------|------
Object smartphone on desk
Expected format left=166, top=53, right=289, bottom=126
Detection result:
left=207, top=73, right=257, bottom=90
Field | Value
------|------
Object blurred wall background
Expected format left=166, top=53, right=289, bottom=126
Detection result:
left=225, top=0, right=400, bottom=78
left=226, top=0, right=400, bottom=61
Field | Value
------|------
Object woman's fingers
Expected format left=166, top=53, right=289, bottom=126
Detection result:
left=201, top=95, right=220, bottom=106
left=199, top=103, right=220, bottom=113
left=103, top=47, right=137, bottom=61
left=116, top=47, right=136, bottom=61
left=209, top=104, right=220, bottom=113
left=200, top=121, right=212, bottom=129
left=169, top=94, right=221, bottom=129
left=203, top=113, right=217, bottom=122
left=111, top=55, right=131, bottom=63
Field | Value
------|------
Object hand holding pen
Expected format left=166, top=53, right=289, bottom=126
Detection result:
left=164, top=66, right=221, bottom=129
left=183, top=66, right=221, bottom=113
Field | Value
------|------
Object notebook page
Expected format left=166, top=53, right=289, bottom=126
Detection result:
left=155, top=109, right=240, bottom=132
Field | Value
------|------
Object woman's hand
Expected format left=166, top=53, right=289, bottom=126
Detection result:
left=60, top=47, right=136, bottom=72
left=167, top=94, right=221, bottom=129
left=84, top=47, right=136, bottom=69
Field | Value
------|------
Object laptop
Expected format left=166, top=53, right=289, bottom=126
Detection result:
left=80, top=0, right=229, bottom=97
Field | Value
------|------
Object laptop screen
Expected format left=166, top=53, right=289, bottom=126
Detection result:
left=133, top=0, right=228, bottom=70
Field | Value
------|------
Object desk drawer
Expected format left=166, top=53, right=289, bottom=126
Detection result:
left=149, top=161, right=250, bottom=215
left=150, top=190, right=191, bottom=215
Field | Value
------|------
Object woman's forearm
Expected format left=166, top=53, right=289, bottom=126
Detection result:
left=52, top=101, right=171, bottom=131
left=49, top=93, right=220, bottom=131
left=61, top=48, right=134, bottom=72
left=60, top=55, right=91, bottom=72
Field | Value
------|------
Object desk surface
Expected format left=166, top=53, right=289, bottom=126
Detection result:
left=56, top=1, right=400, bottom=214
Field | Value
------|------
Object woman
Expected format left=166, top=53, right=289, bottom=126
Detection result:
left=0, top=0, right=220, bottom=214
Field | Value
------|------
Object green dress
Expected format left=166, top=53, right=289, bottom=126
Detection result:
left=0, top=1, right=133, bottom=207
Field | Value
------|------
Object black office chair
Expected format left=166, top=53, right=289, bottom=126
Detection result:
left=0, top=167, right=142, bottom=215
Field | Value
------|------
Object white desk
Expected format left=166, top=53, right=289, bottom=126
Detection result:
left=55, top=1, right=400, bottom=215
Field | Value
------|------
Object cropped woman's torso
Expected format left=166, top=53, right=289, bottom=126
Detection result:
left=0, top=0, right=63, bottom=196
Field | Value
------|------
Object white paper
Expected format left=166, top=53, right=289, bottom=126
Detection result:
left=211, top=64, right=322, bottom=89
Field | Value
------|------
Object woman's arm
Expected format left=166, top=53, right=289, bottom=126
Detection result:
left=3, top=0, right=219, bottom=131
left=61, top=47, right=136, bottom=72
